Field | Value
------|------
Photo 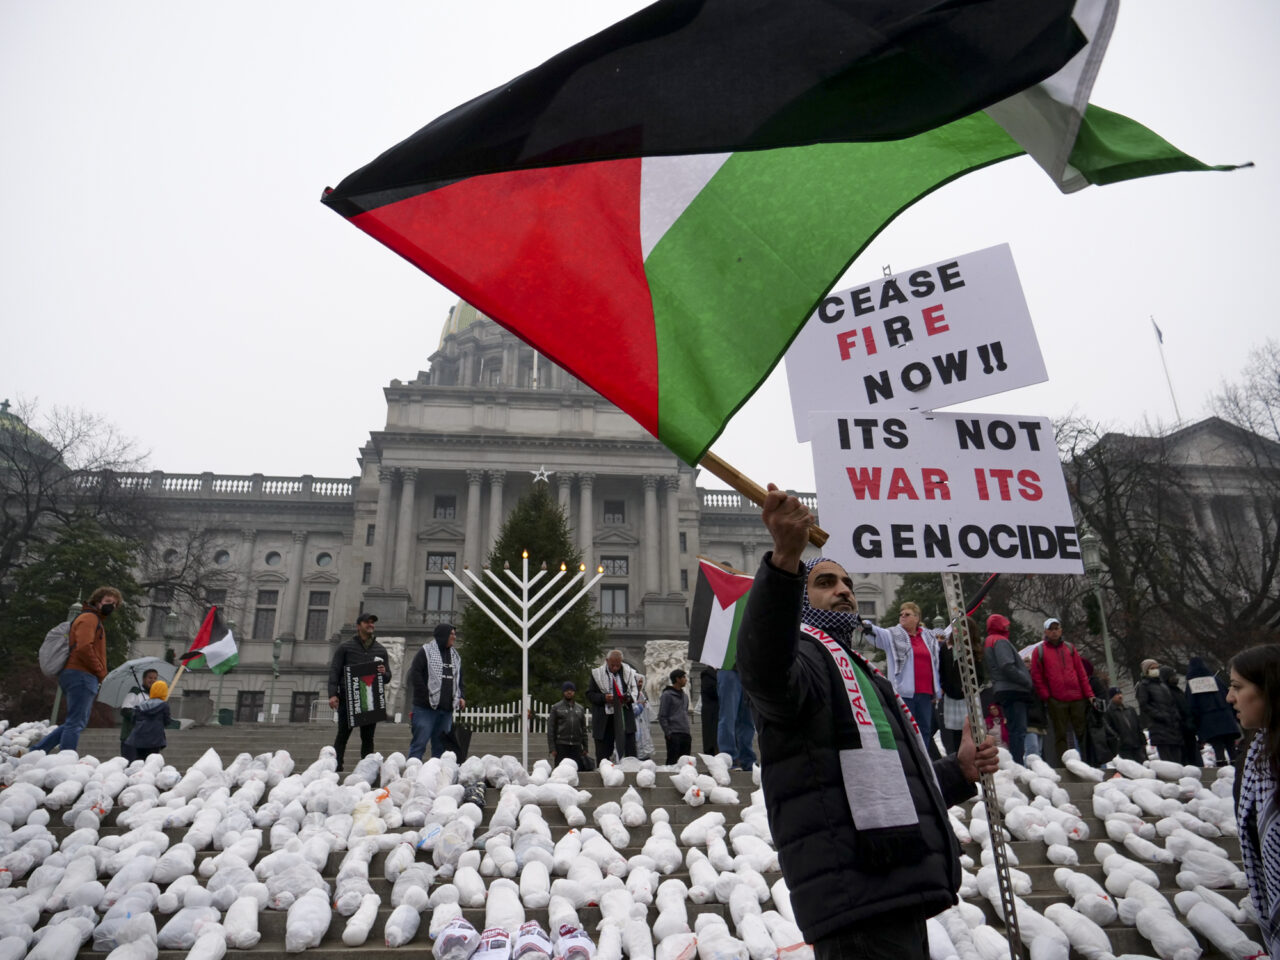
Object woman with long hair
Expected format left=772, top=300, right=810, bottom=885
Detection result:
left=1228, top=643, right=1280, bottom=956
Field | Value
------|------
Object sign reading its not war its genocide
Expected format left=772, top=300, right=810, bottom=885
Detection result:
left=785, top=244, right=1047, bottom=441
left=811, top=410, right=1082, bottom=574
left=344, top=662, right=387, bottom=727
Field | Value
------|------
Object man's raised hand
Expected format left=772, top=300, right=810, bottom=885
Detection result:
left=762, top=482, right=813, bottom=574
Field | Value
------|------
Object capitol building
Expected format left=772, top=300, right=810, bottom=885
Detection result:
left=131, top=303, right=901, bottom=723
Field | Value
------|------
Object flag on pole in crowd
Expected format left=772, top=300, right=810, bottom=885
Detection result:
left=322, top=0, right=1243, bottom=465
left=689, top=558, right=754, bottom=670
left=181, top=606, right=239, bottom=674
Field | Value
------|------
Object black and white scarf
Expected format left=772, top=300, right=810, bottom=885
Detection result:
left=1240, top=732, right=1280, bottom=955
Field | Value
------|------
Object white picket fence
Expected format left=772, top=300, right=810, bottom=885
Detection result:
left=457, top=699, right=556, bottom=733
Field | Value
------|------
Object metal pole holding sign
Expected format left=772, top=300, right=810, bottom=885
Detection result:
left=941, top=571, right=1023, bottom=960
left=444, top=552, right=603, bottom=769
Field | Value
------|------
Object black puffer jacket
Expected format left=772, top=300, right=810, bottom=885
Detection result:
left=738, top=555, right=976, bottom=943
left=1136, top=674, right=1182, bottom=746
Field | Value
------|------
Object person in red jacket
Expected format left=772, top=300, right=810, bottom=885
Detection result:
left=1030, top=617, right=1093, bottom=763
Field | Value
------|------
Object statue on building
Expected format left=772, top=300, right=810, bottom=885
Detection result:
left=643, top=639, right=689, bottom=707
left=381, top=636, right=406, bottom=719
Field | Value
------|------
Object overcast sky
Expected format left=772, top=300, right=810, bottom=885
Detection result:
left=3, top=1, right=1276, bottom=494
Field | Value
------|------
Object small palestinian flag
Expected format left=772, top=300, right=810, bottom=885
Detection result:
left=689, top=557, right=753, bottom=670
left=181, top=606, right=238, bottom=674
left=344, top=663, right=387, bottom=727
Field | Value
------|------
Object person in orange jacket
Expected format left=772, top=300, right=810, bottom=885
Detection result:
left=34, top=586, right=120, bottom=754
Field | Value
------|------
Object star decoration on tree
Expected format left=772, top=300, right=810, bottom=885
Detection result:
left=530, top=465, right=554, bottom=484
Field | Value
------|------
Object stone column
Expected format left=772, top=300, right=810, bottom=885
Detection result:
left=1195, top=495, right=1220, bottom=542
left=558, top=475, right=572, bottom=516
left=371, top=467, right=396, bottom=588
left=392, top=468, right=418, bottom=591
left=578, top=473, right=595, bottom=571
left=662, top=476, right=681, bottom=594
left=464, top=470, right=484, bottom=570
left=277, top=530, right=308, bottom=640
left=643, top=475, right=661, bottom=594
left=487, top=470, right=506, bottom=555
left=236, top=528, right=257, bottom=622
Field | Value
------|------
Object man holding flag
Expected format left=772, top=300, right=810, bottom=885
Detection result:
left=328, top=613, right=389, bottom=772
left=737, top=485, right=997, bottom=960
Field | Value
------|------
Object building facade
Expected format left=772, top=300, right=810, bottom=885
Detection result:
left=128, top=304, right=901, bottom=721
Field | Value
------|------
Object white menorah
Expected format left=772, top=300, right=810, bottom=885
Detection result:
left=443, top=551, right=604, bottom=768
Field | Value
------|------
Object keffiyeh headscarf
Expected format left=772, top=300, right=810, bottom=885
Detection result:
left=800, top=556, right=862, bottom=645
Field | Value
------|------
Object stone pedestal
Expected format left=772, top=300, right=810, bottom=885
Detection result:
left=641, top=594, right=687, bottom=630
left=360, top=588, right=410, bottom=624
left=380, top=636, right=406, bottom=722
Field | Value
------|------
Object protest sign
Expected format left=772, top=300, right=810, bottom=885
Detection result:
left=343, top=662, right=387, bottom=727
left=786, top=244, right=1046, bottom=440
left=810, top=410, right=1082, bottom=574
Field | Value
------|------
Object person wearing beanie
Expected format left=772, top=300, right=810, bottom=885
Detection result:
left=736, top=485, right=998, bottom=959
left=408, top=622, right=465, bottom=760
left=985, top=612, right=1035, bottom=764
left=124, top=677, right=171, bottom=760
left=120, top=667, right=159, bottom=761
left=328, top=613, right=390, bottom=772
left=547, top=680, right=589, bottom=769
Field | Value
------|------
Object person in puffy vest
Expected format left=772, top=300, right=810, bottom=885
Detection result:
left=738, top=485, right=997, bottom=960
left=408, top=622, right=465, bottom=759
left=34, top=586, right=121, bottom=754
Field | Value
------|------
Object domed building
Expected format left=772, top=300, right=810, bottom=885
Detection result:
left=122, top=305, right=899, bottom=723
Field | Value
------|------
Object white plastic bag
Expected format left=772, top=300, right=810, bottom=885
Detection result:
left=386, top=903, right=423, bottom=947
left=285, top=887, right=332, bottom=953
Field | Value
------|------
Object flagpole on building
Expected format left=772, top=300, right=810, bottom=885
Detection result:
left=1151, top=315, right=1183, bottom=424
left=699, top=451, right=828, bottom=547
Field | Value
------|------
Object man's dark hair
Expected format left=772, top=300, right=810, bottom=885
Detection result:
left=670, top=668, right=687, bottom=683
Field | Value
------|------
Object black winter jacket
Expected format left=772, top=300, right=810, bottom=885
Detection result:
left=1136, top=675, right=1182, bottom=745
left=328, top=635, right=390, bottom=700
left=737, top=554, right=976, bottom=943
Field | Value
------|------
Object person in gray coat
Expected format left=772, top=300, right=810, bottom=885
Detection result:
left=659, top=669, right=692, bottom=765
left=983, top=613, right=1034, bottom=764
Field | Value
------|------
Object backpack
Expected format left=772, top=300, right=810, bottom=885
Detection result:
left=39, top=621, right=73, bottom=677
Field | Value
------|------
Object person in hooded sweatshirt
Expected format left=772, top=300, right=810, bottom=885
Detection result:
left=1186, top=655, right=1242, bottom=765
left=409, top=622, right=465, bottom=759
left=984, top=613, right=1034, bottom=764
left=125, top=680, right=171, bottom=760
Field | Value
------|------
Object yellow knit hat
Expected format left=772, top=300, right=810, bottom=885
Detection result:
left=149, top=680, right=169, bottom=700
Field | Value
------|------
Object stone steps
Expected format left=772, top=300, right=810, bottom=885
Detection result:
left=6, top=731, right=1260, bottom=960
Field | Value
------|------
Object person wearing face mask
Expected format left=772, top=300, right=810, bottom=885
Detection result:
left=1136, top=657, right=1183, bottom=762
left=34, top=586, right=122, bottom=754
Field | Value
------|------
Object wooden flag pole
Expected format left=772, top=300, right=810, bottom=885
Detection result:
left=166, top=664, right=188, bottom=699
left=698, top=450, right=829, bottom=547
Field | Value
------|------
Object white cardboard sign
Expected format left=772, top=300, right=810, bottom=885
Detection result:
left=810, top=410, right=1083, bottom=574
left=786, top=244, right=1046, bottom=440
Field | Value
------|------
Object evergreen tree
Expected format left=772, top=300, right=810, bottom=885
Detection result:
left=0, top=517, right=143, bottom=720
left=459, top=482, right=609, bottom=705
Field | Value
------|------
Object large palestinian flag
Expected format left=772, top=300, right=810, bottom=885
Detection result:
left=322, top=0, right=1240, bottom=465
left=180, top=607, right=238, bottom=675
left=689, top=558, right=754, bottom=670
